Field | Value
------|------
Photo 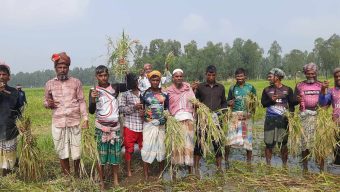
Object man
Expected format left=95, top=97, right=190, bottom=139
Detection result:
left=261, top=68, right=294, bottom=167
left=193, top=65, right=227, bottom=172
left=167, top=69, right=196, bottom=175
left=44, top=52, right=88, bottom=177
left=226, top=68, right=256, bottom=165
left=119, top=73, right=144, bottom=177
left=0, top=64, right=23, bottom=176
left=294, top=63, right=322, bottom=171
left=89, top=65, right=123, bottom=188
left=16, top=84, right=27, bottom=106
left=140, top=70, right=168, bottom=180
left=319, top=67, right=340, bottom=166
left=138, top=63, right=171, bottom=92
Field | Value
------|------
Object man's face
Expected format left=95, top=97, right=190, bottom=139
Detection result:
left=149, top=76, right=161, bottom=89
left=334, top=72, right=340, bottom=87
left=206, top=72, right=216, bottom=83
left=235, top=73, right=246, bottom=84
left=267, top=73, right=275, bottom=85
left=55, top=63, right=69, bottom=80
left=144, top=65, right=152, bottom=75
left=0, top=71, right=10, bottom=84
left=96, top=71, right=109, bottom=86
left=172, top=72, right=183, bottom=87
left=305, top=70, right=317, bottom=83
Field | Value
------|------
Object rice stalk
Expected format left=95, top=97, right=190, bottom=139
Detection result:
left=244, top=93, right=259, bottom=116
left=165, top=51, right=175, bottom=69
left=190, top=98, right=225, bottom=158
left=312, top=108, right=340, bottom=162
left=16, top=112, right=44, bottom=181
left=285, top=111, right=304, bottom=157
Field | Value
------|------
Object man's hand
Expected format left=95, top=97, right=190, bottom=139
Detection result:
left=0, top=82, right=5, bottom=92
left=47, top=98, right=57, bottom=109
left=81, top=120, right=89, bottom=129
left=134, top=103, right=143, bottom=110
left=191, top=80, right=199, bottom=92
left=321, top=80, right=329, bottom=95
left=296, top=95, right=302, bottom=103
left=271, top=94, right=279, bottom=102
left=91, top=89, right=99, bottom=102
left=228, top=99, right=235, bottom=107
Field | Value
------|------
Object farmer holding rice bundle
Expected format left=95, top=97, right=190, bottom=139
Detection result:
left=89, top=65, right=128, bottom=188
left=261, top=68, right=295, bottom=167
left=294, top=63, right=323, bottom=171
left=44, top=52, right=89, bottom=177
left=140, top=70, right=169, bottom=180
left=192, top=65, right=228, bottom=172
left=0, top=63, right=23, bottom=176
left=138, top=63, right=172, bottom=93
left=167, top=69, right=196, bottom=174
left=226, top=68, right=256, bottom=165
left=319, top=67, right=340, bottom=166
left=119, top=73, right=144, bottom=177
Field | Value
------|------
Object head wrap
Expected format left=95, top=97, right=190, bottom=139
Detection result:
left=333, top=68, right=340, bottom=76
left=0, top=61, right=11, bottom=75
left=172, top=68, right=183, bottom=75
left=16, top=85, right=22, bottom=89
left=303, top=63, right=318, bottom=73
left=51, top=52, right=71, bottom=66
left=269, top=68, right=285, bottom=79
left=147, top=70, right=161, bottom=79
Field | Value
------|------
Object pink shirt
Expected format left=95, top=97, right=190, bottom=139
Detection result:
left=167, top=82, right=195, bottom=116
left=296, top=81, right=322, bottom=111
left=44, top=77, right=88, bottom=128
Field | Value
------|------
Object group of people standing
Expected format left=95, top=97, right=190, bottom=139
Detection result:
left=0, top=52, right=340, bottom=189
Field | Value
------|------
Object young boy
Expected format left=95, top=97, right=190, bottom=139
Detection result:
left=140, top=70, right=169, bottom=180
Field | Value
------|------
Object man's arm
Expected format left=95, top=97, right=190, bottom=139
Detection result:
left=76, top=81, right=88, bottom=122
left=261, top=88, right=275, bottom=108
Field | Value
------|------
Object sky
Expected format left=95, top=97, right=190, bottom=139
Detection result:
left=1, top=0, right=340, bottom=74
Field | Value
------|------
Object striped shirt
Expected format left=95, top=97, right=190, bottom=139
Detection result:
left=44, top=77, right=88, bottom=128
left=119, top=90, right=143, bottom=132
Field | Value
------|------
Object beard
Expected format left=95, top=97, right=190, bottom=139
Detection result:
left=57, top=74, right=68, bottom=81
left=306, top=79, right=315, bottom=83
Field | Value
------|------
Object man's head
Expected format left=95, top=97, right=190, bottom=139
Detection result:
left=52, top=52, right=71, bottom=81
left=147, top=70, right=161, bottom=89
left=0, top=64, right=10, bottom=84
left=205, top=65, right=217, bottom=84
left=268, top=68, right=285, bottom=85
left=16, top=84, right=23, bottom=91
left=303, top=63, right=317, bottom=83
left=235, top=68, right=246, bottom=85
left=95, top=65, right=109, bottom=86
left=143, top=63, right=152, bottom=75
left=172, top=69, right=184, bottom=88
left=333, top=68, right=340, bottom=87
left=126, top=73, right=139, bottom=90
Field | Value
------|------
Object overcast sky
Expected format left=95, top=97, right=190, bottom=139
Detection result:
left=1, top=0, right=340, bottom=73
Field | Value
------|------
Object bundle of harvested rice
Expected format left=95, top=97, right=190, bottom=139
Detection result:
left=165, top=51, right=175, bottom=69
left=107, top=31, right=139, bottom=82
left=16, top=113, right=43, bottom=181
left=244, top=93, right=259, bottom=116
left=190, top=98, right=225, bottom=158
left=80, top=121, right=99, bottom=180
left=312, top=108, right=340, bottom=162
left=285, top=111, right=304, bottom=157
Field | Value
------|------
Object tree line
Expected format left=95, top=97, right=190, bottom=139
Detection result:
left=10, top=34, right=340, bottom=88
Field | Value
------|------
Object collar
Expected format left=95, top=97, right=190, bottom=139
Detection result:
left=204, top=82, right=218, bottom=87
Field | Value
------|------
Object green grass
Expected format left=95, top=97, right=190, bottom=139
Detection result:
left=1, top=80, right=339, bottom=191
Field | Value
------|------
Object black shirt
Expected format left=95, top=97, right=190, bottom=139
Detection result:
left=0, top=85, right=22, bottom=141
left=195, top=82, right=228, bottom=111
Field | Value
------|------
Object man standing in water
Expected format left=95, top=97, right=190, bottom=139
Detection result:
left=261, top=68, right=294, bottom=167
left=44, top=52, right=88, bottom=177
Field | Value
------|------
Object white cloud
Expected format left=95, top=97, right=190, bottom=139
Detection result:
left=180, top=14, right=209, bottom=33
left=284, top=15, right=340, bottom=38
left=0, top=0, right=90, bottom=27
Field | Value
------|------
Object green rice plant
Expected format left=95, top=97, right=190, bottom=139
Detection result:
left=16, top=111, right=44, bottom=181
left=190, top=98, right=225, bottom=158
left=285, top=111, right=304, bottom=157
left=312, top=108, right=340, bottom=162
left=107, top=30, right=139, bottom=82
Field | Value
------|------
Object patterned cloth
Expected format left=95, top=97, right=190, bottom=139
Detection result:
left=171, top=120, right=194, bottom=166
left=167, top=82, right=195, bottom=117
left=141, top=122, right=166, bottom=163
left=227, top=112, right=253, bottom=150
left=0, top=138, right=17, bottom=169
left=227, top=83, right=257, bottom=112
left=96, top=128, right=121, bottom=165
left=141, top=90, right=168, bottom=125
left=319, top=87, right=340, bottom=124
left=119, top=90, right=143, bottom=132
left=300, top=110, right=317, bottom=151
left=51, top=125, right=81, bottom=160
left=44, top=77, right=88, bottom=128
